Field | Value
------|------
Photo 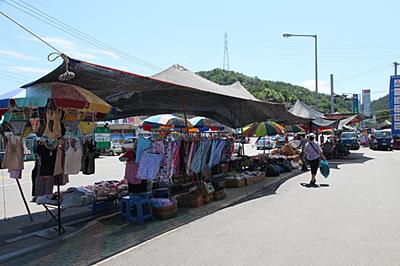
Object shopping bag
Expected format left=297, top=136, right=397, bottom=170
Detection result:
left=319, top=159, right=330, bottom=178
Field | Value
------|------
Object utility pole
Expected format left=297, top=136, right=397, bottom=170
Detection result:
left=394, top=61, right=399, bottom=75
left=223, top=32, right=230, bottom=70
left=330, top=74, right=334, bottom=114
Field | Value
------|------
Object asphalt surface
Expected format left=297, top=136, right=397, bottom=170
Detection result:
left=99, top=148, right=400, bottom=266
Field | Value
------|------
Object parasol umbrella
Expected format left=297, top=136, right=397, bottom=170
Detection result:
left=0, top=88, right=24, bottom=115
left=24, top=82, right=112, bottom=114
left=188, top=116, right=224, bottom=131
left=243, top=121, right=285, bottom=137
left=141, top=114, right=193, bottom=130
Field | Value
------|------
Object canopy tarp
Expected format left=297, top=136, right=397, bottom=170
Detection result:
left=312, top=117, right=339, bottom=128
left=22, top=58, right=308, bottom=127
left=153, top=66, right=311, bottom=126
left=289, top=99, right=325, bottom=119
left=221, top=81, right=259, bottom=101
left=337, top=114, right=358, bottom=130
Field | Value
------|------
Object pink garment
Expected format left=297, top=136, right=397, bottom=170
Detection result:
left=124, top=161, right=141, bottom=185
left=170, top=140, right=181, bottom=178
left=186, top=140, right=195, bottom=175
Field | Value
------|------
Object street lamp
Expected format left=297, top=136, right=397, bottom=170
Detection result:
left=283, top=33, right=319, bottom=111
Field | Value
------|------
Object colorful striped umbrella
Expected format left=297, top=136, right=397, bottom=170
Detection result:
left=24, top=82, right=111, bottom=113
left=141, top=114, right=193, bottom=129
left=188, top=116, right=224, bottom=130
left=243, top=121, right=285, bottom=137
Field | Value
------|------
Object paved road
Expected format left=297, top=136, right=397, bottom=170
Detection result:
left=99, top=148, right=400, bottom=266
left=0, top=156, right=126, bottom=219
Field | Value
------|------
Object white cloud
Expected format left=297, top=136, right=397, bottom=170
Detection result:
left=101, top=50, right=120, bottom=59
left=0, top=49, right=37, bottom=60
left=25, top=36, right=97, bottom=61
left=9, top=66, right=51, bottom=75
left=300, top=79, right=331, bottom=94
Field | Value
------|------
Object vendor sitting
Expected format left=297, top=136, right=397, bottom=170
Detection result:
left=119, top=149, right=148, bottom=194
left=334, top=139, right=350, bottom=157
left=322, top=140, right=334, bottom=160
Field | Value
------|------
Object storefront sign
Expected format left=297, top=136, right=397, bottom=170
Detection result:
left=352, top=94, right=359, bottom=113
left=390, top=75, right=400, bottom=136
left=362, top=89, right=371, bottom=117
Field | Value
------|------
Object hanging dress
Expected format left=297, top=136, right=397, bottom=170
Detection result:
left=64, top=139, right=83, bottom=175
left=2, top=136, right=24, bottom=179
left=44, top=108, right=62, bottom=140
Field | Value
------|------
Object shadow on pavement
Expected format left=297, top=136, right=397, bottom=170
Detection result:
left=328, top=152, right=373, bottom=170
left=300, top=183, right=330, bottom=188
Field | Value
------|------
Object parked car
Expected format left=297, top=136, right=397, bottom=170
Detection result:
left=121, top=137, right=136, bottom=152
left=275, top=135, right=286, bottom=148
left=370, top=130, right=393, bottom=150
left=256, top=136, right=276, bottom=150
left=105, top=141, right=123, bottom=156
left=393, top=136, right=400, bottom=150
left=340, top=131, right=360, bottom=150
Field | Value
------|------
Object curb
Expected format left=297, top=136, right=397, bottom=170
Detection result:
left=0, top=170, right=301, bottom=264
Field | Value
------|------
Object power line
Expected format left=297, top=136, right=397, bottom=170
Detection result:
left=1, top=0, right=162, bottom=71
left=335, top=64, right=391, bottom=81
left=0, top=73, right=26, bottom=84
left=0, top=11, right=62, bottom=53
left=0, top=70, right=31, bottom=82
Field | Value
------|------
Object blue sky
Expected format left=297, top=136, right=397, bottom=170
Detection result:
left=0, top=0, right=399, bottom=101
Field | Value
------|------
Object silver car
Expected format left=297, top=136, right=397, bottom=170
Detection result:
left=106, top=141, right=123, bottom=156
left=256, top=136, right=276, bottom=150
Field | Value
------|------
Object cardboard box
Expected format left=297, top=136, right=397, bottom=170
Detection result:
left=224, top=178, right=245, bottom=188
left=213, top=189, right=226, bottom=201
left=177, top=193, right=202, bottom=208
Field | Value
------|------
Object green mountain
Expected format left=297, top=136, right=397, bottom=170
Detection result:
left=371, top=94, right=390, bottom=122
left=197, top=68, right=350, bottom=113
left=371, top=94, right=389, bottom=113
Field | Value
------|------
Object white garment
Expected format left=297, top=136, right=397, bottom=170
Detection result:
left=64, top=142, right=83, bottom=175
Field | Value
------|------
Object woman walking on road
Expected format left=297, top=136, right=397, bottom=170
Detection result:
left=303, top=133, right=326, bottom=186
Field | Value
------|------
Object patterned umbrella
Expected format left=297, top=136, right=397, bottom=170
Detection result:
left=141, top=114, right=193, bottom=129
left=188, top=116, right=224, bottom=130
left=243, top=121, right=285, bottom=137
left=24, top=82, right=112, bottom=114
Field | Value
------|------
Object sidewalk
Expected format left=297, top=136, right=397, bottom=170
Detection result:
left=1, top=170, right=301, bottom=266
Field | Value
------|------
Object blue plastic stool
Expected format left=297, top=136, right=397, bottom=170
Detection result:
left=121, top=195, right=154, bottom=224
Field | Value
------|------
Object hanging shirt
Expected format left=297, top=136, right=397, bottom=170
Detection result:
left=137, top=151, right=162, bottom=180
left=53, top=144, right=64, bottom=176
left=124, top=161, right=141, bottom=184
left=2, top=135, right=24, bottom=171
left=81, top=139, right=95, bottom=175
left=135, top=135, right=153, bottom=163
left=36, top=144, right=57, bottom=176
left=78, top=122, right=96, bottom=135
left=64, top=140, right=83, bottom=175
left=44, top=108, right=62, bottom=140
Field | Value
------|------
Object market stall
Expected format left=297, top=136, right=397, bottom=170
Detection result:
left=0, top=81, right=113, bottom=235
